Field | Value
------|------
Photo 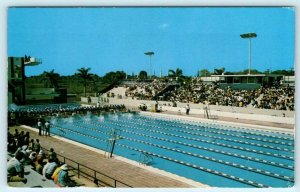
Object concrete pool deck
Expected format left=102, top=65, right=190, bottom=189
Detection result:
left=8, top=110, right=294, bottom=188
left=157, top=110, right=294, bottom=132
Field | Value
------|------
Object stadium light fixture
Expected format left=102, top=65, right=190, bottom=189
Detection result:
left=240, top=33, right=257, bottom=75
left=144, top=52, right=154, bottom=79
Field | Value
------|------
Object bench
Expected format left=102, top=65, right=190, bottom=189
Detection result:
left=8, top=165, right=58, bottom=188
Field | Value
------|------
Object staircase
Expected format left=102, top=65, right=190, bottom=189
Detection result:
left=153, top=83, right=179, bottom=100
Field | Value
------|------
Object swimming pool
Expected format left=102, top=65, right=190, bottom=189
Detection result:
left=49, top=112, right=294, bottom=188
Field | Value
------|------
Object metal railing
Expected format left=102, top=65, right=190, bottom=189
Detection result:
left=42, top=147, right=132, bottom=188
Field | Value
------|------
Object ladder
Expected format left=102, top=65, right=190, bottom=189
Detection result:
left=139, top=152, right=153, bottom=165
left=104, top=128, right=122, bottom=158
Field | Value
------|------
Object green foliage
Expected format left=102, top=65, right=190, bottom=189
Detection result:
left=139, top=70, right=147, bottom=80
left=270, top=69, right=294, bottom=76
left=42, top=69, right=60, bottom=88
left=76, top=67, right=94, bottom=96
left=76, top=68, right=93, bottom=85
left=224, top=71, right=234, bottom=75
left=168, top=68, right=183, bottom=78
left=214, top=68, right=225, bottom=75
left=199, top=69, right=211, bottom=77
left=102, top=71, right=126, bottom=83
left=234, top=69, right=263, bottom=75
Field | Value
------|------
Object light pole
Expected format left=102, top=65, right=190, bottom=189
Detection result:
left=240, top=33, right=257, bottom=75
left=144, top=51, right=154, bottom=79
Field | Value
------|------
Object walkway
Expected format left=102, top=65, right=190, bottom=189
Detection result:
left=160, top=111, right=294, bottom=130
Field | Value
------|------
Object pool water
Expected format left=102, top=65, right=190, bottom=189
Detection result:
left=49, top=112, right=294, bottom=188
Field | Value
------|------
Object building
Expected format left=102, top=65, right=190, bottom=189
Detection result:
left=199, top=76, right=221, bottom=84
left=8, top=56, right=76, bottom=105
left=210, top=74, right=283, bottom=90
left=281, top=76, right=295, bottom=87
left=8, top=57, right=42, bottom=105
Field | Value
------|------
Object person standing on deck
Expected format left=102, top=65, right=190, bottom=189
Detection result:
left=185, top=104, right=190, bottom=115
left=155, top=100, right=159, bottom=112
left=37, top=119, right=42, bottom=136
left=45, top=121, right=50, bottom=136
left=88, top=96, right=92, bottom=104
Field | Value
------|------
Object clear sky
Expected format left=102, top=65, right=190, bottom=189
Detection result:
left=8, top=7, right=295, bottom=77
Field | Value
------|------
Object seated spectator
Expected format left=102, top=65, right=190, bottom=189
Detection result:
left=33, top=139, right=41, bottom=153
left=52, top=165, right=63, bottom=183
left=7, top=132, right=17, bottom=153
left=28, top=139, right=35, bottom=151
left=14, top=145, right=28, bottom=158
left=35, top=150, right=45, bottom=165
left=29, top=151, right=37, bottom=166
left=57, top=164, right=75, bottom=187
left=48, top=148, right=57, bottom=161
left=43, top=157, right=58, bottom=179
left=35, top=158, right=44, bottom=175
left=17, top=131, right=25, bottom=148
left=7, top=151, right=27, bottom=183
left=13, top=129, right=19, bottom=139
left=24, top=132, right=30, bottom=146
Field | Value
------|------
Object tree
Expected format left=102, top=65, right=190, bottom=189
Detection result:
left=199, top=69, right=211, bottom=77
left=42, top=69, right=60, bottom=89
left=224, top=71, right=234, bottom=75
left=90, top=74, right=102, bottom=93
left=76, top=67, right=93, bottom=97
left=139, top=70, right=147, bottom=80
left=115, top=71, right=126, bottom=81
left=102, top=71, right=126, bottom=83
left=270, top=69, right=294, bottom=76
left=214, top=67, right=225, bottom=75
left=168, top=68, right=183, bottom=79
left=235, top=69, right=262, bottom=75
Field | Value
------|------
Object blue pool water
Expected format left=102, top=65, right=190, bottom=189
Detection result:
left=49, top=112, right=294, bottom=188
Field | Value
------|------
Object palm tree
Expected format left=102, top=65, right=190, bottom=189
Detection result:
left=168, top=68, right=183, bottom=78
left=76, top=67, right=93, bottom=97
left=42, top=69, right=60, bottom=89
left=199, top=69, right=211, bottom=77
left=168, top=68, right=183, bottom=81
left=214, top=67, right=225, bottom=75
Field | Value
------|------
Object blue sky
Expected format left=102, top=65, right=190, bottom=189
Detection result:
left=8, top=7, right=295, bottom=77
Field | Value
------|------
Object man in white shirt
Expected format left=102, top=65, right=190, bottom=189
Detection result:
left=45, top=121, right=50, bottom=136
left=42, top=158, right=58, bottom=179
left=37, top=119, right=42, bottom=136
left=7, top=151, right=27, bottom=183
left=185, top=104, right=190, bottom=115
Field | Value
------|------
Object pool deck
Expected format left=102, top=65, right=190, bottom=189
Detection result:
left=8, top=125, right=204, bottom=188
left=159, top=110, right=294, bottom=130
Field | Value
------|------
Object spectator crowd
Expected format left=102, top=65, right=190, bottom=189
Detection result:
left=108, top=77, right=294, bottom=111
left=122, top=79, right=168, bottom=100
left=162, top=78, right=294, bottom=111
left=7, top=128, right=75, bottom=187
left=8, top=104, right=126, bottom=126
